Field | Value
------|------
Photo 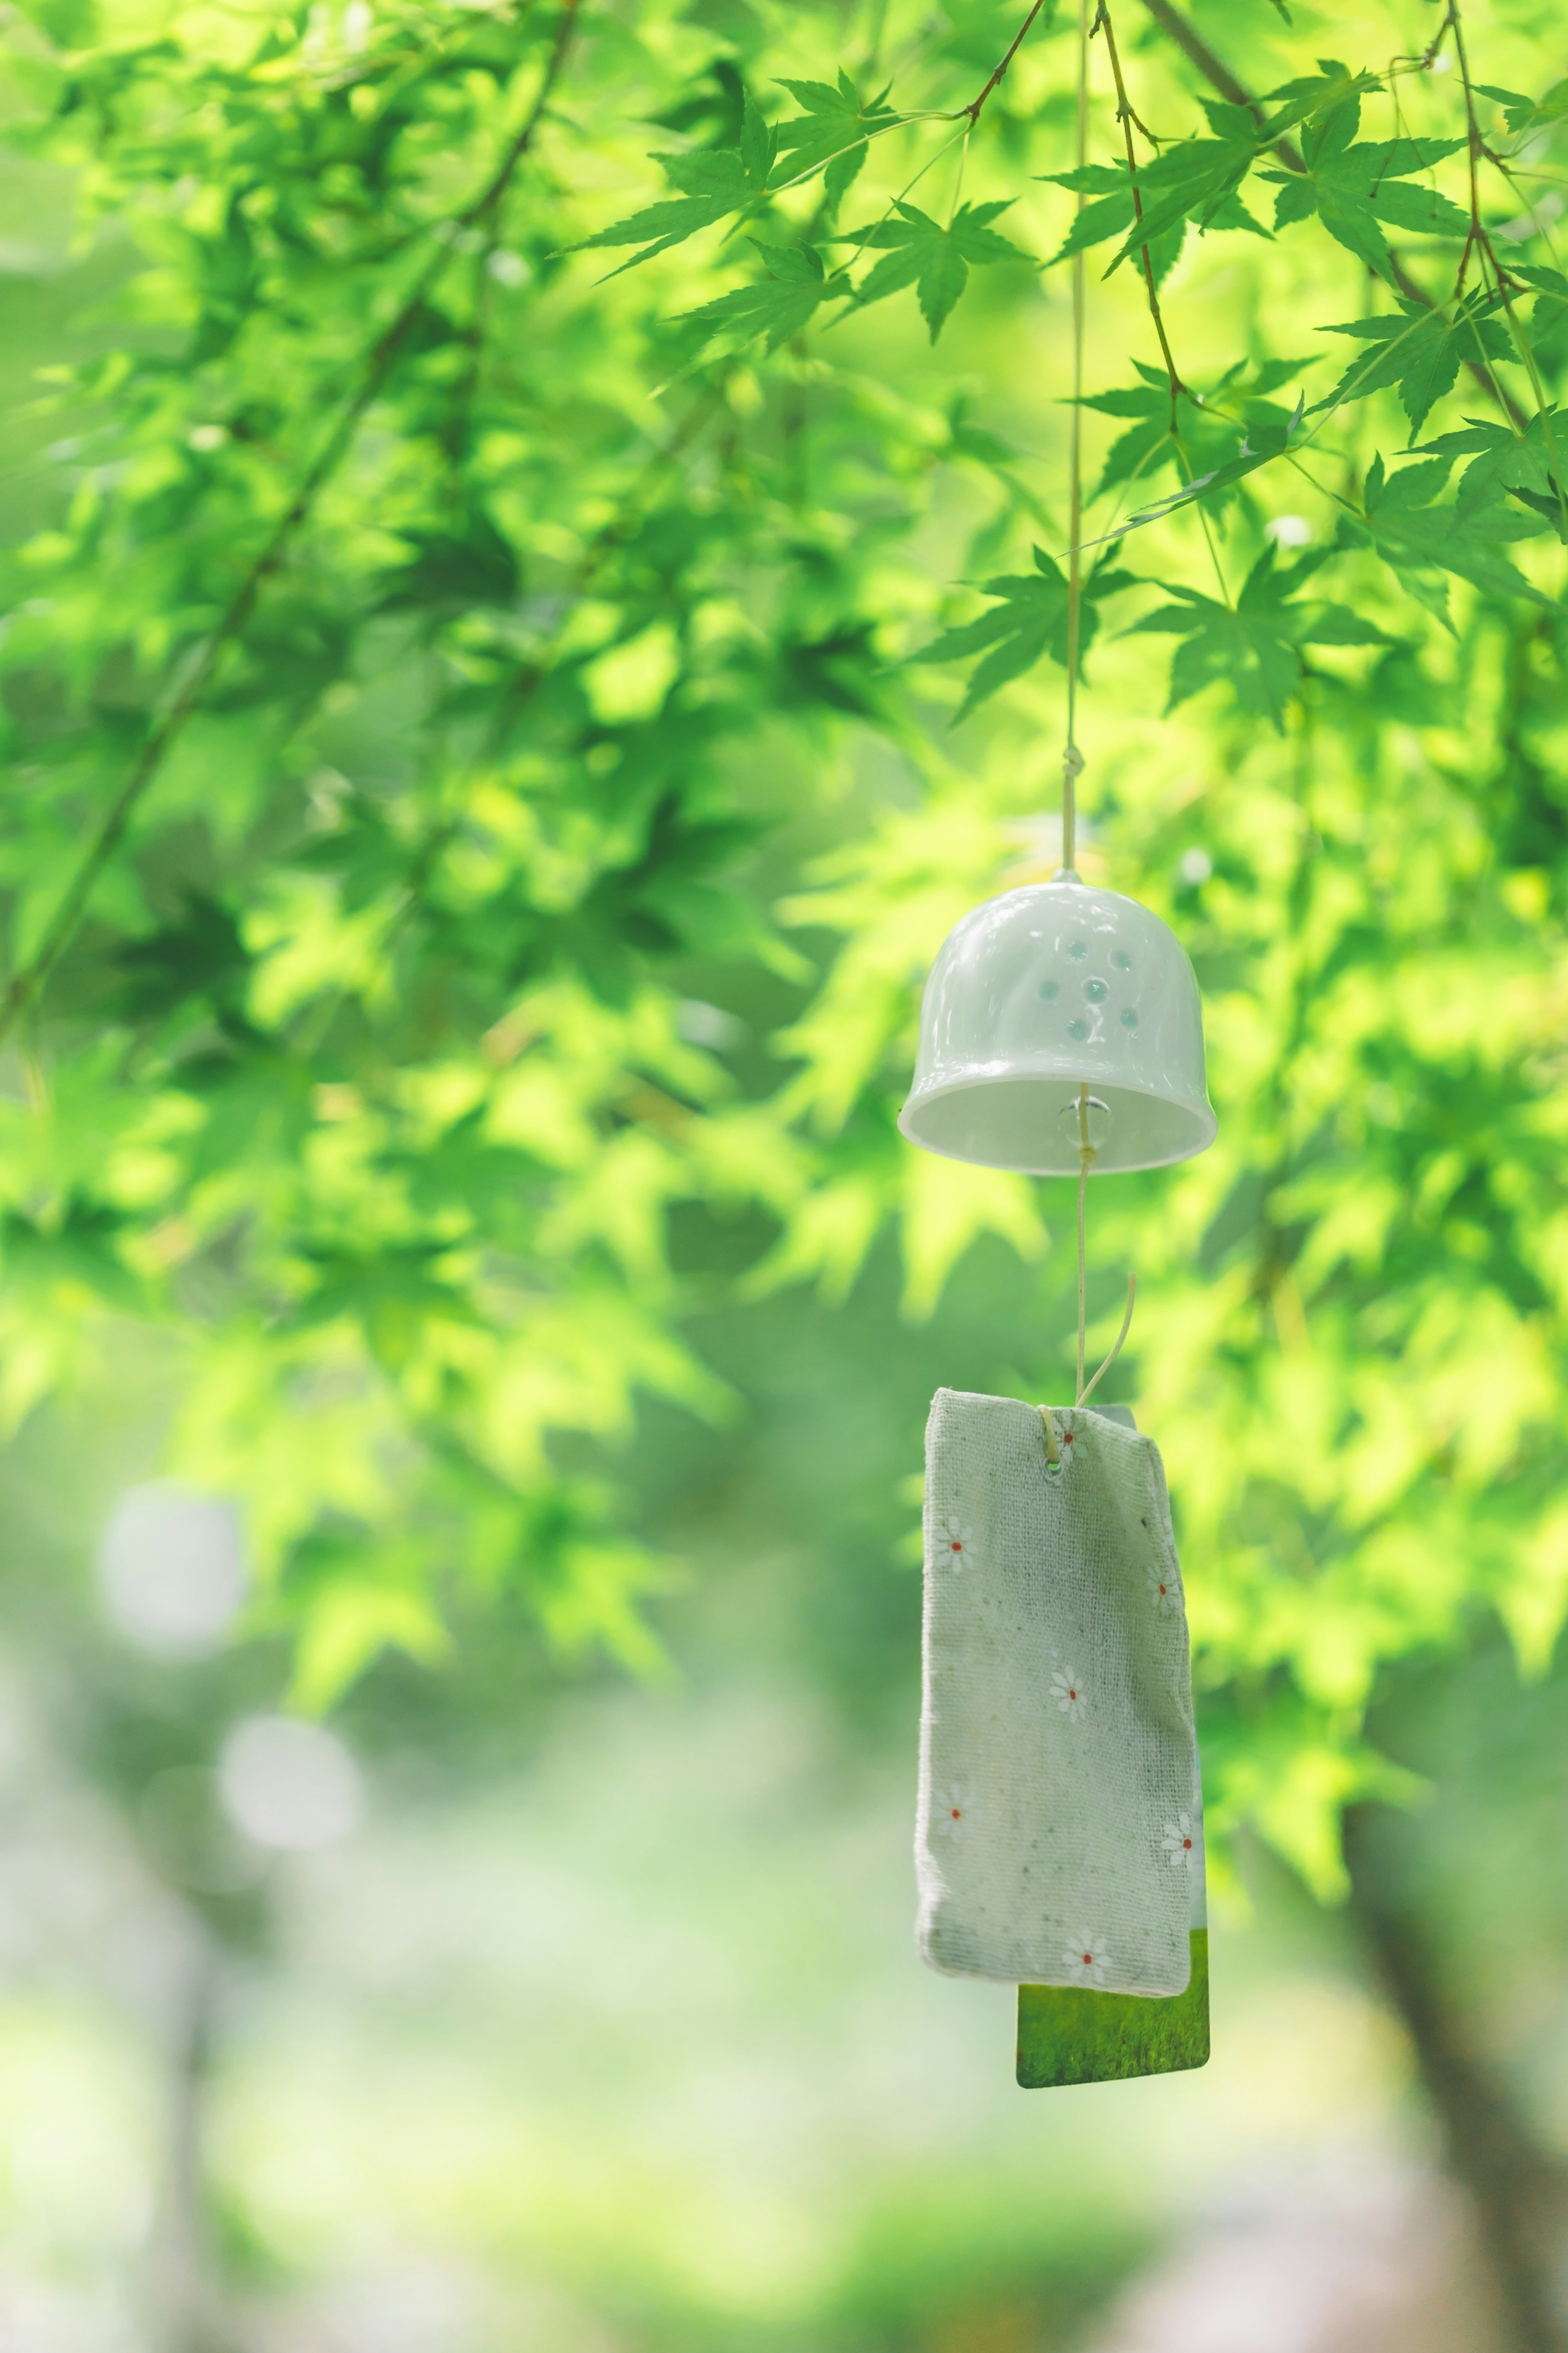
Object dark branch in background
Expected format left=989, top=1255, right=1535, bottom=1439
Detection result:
left=1344, top=1805, right=1568, bottom=2353
left=0, top=0, right=581, bottom=1055
left=1134, top=0, right=1257, bottom=117
left=1134, top=0, right=1528, bottom=428
left=480, top=382, right=726, bottom=762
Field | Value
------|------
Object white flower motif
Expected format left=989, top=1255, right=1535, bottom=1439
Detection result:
left=1163, top=1811, right=1198, bottom=1869
left=1147, top=1560, right=1180, bottom=1614
left=935, top=1512, right=975, bottom=1570
left=1049, top=1667, right=1088, bottom=1720
left=930, top=1782, right=980, bottom=1845
left=1062, top=1933, right=1108, bottom=1987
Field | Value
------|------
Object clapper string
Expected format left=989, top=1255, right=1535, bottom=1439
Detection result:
left=1074, top=1081, right=1136, bottom=1405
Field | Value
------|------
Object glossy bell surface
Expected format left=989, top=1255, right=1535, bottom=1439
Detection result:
left=898, top=872, right=1216, bottom=1175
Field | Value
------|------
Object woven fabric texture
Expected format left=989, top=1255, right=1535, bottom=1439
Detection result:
left=917, top=1389, right=1198, bottom=1994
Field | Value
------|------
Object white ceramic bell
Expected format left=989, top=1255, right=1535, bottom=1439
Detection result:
left=898, top=870, right=1216, bottom=1175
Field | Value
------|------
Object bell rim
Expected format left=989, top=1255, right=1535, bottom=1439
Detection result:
left=897, top=1065, right=1217, bottom=1175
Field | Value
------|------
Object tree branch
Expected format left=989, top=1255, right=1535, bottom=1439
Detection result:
left=1134, top=0, right=1528, bottom=429
left=962, top=0, right=1050, bottom=126
left=0, top=0, right=581, bottom=1052
left=1345, top=1805, right=1568, bottom=2353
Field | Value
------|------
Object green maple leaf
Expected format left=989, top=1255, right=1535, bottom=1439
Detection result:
left=1508, top=263, right=1568, bottom=375
left=1040, top=162, right=1194, bottom=285
left=1420, top=411, right=1568, bottom=540
left=1098, top=103, right=1270, bottom=269
left=1082, top=356, right=1310, bottom=498
left=1263, top=90, right=1468, bottom=281
left=1081, top=392, right=1309, bottom=554
left=676, top=241, right=840, bottom=355
left=1474, top=79, right=1568, bottom=135
left=1128, top=545, right=1387, bottom=728
left=1314, top=294, right=1512, bottom=437
left=1081, top=370, right=1209, bottom=496
left=1259, top=62, right=1380, bottom=131
left=917, top=549, right=1134, bottom=722
left=773, top=70, right=898, bottom=212
left=1042, top=72, right=1371, bottom=278
left=574, top=95, right=777, bottom=269
left=1336, top=453, right=1555, bottom=628
left=836, top=199, right=1029, bottom=342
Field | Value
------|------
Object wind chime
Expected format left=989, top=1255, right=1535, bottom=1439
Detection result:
left=901, top=0, right=1216, bottom=2090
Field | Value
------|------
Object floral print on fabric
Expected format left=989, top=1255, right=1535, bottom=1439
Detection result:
left=1147, top=1561, right=1179, bottom=1613
left=931, top=1780, right=979, bottom=1845
left=1062, top=1934, right=1109, bottom=1986
left=1162, top=1812, right=1197, bottom=1868
left=937, top=1512, right=975, bottom=1570
left=1049, top=1667, right=1088, bottom=1721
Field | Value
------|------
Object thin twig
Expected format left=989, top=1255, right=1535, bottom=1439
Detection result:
left=961, top=0, right=1051, bottom=127
left=1133, top=0, right=1528, bottom=428
left=1092, top=0, right=1186, bottom=422
left=482, top=379, right=726, bottom=756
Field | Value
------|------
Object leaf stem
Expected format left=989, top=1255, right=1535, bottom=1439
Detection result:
left=948, top=126, right=972, bottom=227
left=1091, top=0, right=1187, bottom=426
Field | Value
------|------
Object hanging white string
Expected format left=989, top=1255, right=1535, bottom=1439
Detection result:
left=1061, top=0, right=1089, bottom=877
left=1073, top=1082, right=1137, bottom=1406
left=1079, top=1274, right=1137, bottom=1405
left=1061, top=0, right=1137, bottom=1409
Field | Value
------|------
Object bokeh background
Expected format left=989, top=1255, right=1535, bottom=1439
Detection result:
left=10, top=1245, right=1568, bottom=2351
left=4, top=0, right=1568, bottom=2347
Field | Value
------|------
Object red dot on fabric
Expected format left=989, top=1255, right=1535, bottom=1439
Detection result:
left=1183, top=1838, right=1192, bottom=1850
left=1082, top=1953, right=1092, bottom=1965
left=951, top=1808, right=961, bottom=1820
left=1069, top=1689, right=1076, bottom=1700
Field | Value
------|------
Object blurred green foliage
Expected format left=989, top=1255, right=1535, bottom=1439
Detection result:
left=1, top=0, right=1567, bottom=1915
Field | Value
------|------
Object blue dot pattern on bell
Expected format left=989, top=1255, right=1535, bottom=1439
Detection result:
left=1042, top=942, right=1133, bottom=1041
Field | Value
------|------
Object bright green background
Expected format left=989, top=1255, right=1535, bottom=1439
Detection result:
left=3, top=0, right=1568, bottom=2342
